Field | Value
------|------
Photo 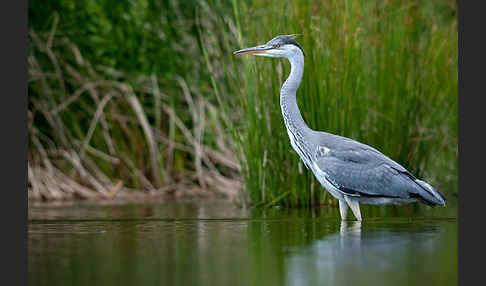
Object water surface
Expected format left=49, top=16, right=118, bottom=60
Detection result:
left=29, top=200, right=457, bottom=286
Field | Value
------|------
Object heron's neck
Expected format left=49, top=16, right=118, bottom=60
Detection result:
left=280, top=51, right=312, bottom=136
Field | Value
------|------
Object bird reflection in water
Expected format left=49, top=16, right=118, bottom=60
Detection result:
left=286, top=220, right=446, bottom=286
left=339, top=221, right=362, bottom=251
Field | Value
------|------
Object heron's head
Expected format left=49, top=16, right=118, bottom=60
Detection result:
left=233, top=34, right=305, bottom=59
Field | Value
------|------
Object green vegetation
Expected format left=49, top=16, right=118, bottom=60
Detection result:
left=28, top=0, right=242, bottom=201
left=210, top=0, right=458, bottom=207
left=28, top=0, right=457, bottom=207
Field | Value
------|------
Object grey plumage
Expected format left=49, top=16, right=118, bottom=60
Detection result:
left=234, top=35, right=446, bottom=221
left=312, top=131, right=445, bottom=206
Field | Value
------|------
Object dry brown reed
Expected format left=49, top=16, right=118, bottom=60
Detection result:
left=28, top=26, right=244, bottom=204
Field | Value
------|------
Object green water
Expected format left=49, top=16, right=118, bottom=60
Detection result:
left=28, top=200, right=457, bottom=286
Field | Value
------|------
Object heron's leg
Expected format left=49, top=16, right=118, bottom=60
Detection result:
left=340, top=220, right=348, bottom=233
left=338, top=200, right=348, bottom=220
left=344, top=196, right=362, bottom=221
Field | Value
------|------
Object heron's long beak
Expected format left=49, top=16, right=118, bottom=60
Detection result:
left=233, top=45, right=272, bottom=55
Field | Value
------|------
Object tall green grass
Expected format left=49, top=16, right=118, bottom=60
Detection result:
left=28, top=0, right=243, bottom=200
left=28, top=0, right=457, bottom=206
left=201, top=0, right=458, bottom=207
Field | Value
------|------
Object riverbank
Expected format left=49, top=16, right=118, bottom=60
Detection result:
left=28, top=164, right=243, bottom=203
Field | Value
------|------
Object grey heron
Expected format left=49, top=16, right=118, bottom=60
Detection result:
left=233, top=34, right=446, bottom=221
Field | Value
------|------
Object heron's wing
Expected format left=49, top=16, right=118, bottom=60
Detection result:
left=315, top=147, right=414, bottom=198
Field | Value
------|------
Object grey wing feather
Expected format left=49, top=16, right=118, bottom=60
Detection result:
left=313, top=135, right=416, bottom=199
